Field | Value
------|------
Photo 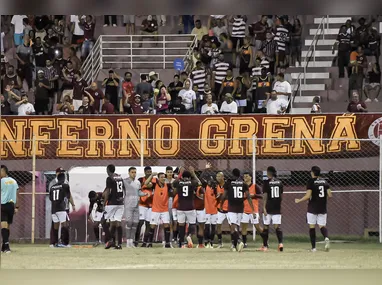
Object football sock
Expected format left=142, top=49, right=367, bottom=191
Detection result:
left=173, top=230, right=178, bottom=241
left=117, top=226, right=123, bottom=246
left=110, top=225, right=116, bottom=243
left=102, top=222, right=110, bottom=242
left=143, top=221, right=150, bottom=242
left=320, top=227, right=328, bottom=239
left=309, top=228, right=316, bottom=249
left=217, top=233, right=222, bottom=243
left=232, top=231, right=239, bottom=247
left=276, top=228, right=283, bottom=243
left=242, top=234, right=247, bottom=244
left=179, top=225, right=186, bottom=245
left=135, top=220, right=144, bottom=242
left=62, top=227, right=69, bottom=245
left=197, top=235, right=203, bottom=245
left=94, top=226, right=100, bottom=241
left=126, top=221, right=132, bottom=240
left=230, top=233, right=234, bottom=245
left=2, top=228, right=9, bottom=244
left=53, top=228, right=59, bottom=245
left=204, top=226, right=210, bottom=245
left=189, top=224, right=196, bottom=236
left=262, top=229, right=269, bottom=247
left=148, top=227, right=155, bottom=243
left=210, top=225, right=216, bottom=245
left=49, top=222, right=54, bottom=244
left=164, top=227, right=171, bottom=243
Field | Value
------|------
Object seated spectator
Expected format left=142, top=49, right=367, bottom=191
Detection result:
left=265, top=90, right=287, bottom=115
left=191, top=20, right=208, bottom=41
left=85, top=82, right=104, bottom=113
left=155, top=86, right=171, bottom=114
left=201, top=94, right=219, bottom=114
left=273, top=73, right=292, bottom=102
left=4, top=84, right=22, bottom=115
left=102, top=70, right=120, bottom=112
left=311, top=96, right=321, bottom=114
left=220, top=93, right=238, bottom=114
left=77, top=95, right=95, bottom=114
left=364, top=62, right=381, bottom=102
left=130, top=94, right=144, bottom=114
left=72, top=70, right=88, bottom=111
left=1, top=94, right=11, bottom=115
left=35, top=69, right=51, bottom=115
left=56, top=95, right=75, bottom=115
left=141, top=92, right=152, bottom=114
left=139, top=15, right=158, bottom=47
left=211, top=18, right=228, bottom=41
left=179, top=79, right=196, bottom=114
left=168, top=74, right=184, bottom=105
left=102, top=96, right=115, bottom=114
left=170, top=95, right=186, bottom=114
left=136, top=74, right=153, bottom=97
left=347, top=92, right=367, bottom=113
left=16, top=93, right=35, bottom=116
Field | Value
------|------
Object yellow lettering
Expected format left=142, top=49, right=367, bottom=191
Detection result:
left=85, top=120, right=115, bottom=157
left=29, top=119, right=55, bottom=156
left=228, top=118, right=258, bottom=155
left=0, top=119, right=27, bottom=157
left=57, top=119, right=84, bottom=157
left=261, top=117, right=291, bottom=154
left=117, top=119, right=150, bottom=157
left=291, top=117, right=326, bottom=154
left=153, top=119, right=180, bottom=156
left=327, top=115, right=360, bottom=152
left=199, top=118, right=228, bottom=156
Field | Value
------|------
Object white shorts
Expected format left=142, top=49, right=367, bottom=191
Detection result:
left=263, top=214, right=282, bottom=225
left=217, top=212, right=228, bottom=225
left=139, top=206, right=151, bottom=222
left=205, top=213, right=218, bottom=225
left=172, top=208, right=178, bottom=221
left=307, top=213, right=327, bottom=226
left=91, top=211, right=104, bottom=222
left=227, top=212, right=243, bottom=226
left=177, top=210, right=197, bottom=224
left=52, top=211, right=69, bottom=223
left=196, top=209, right=207, bottom=223
left=150, top=211, right=170, bottom=225
left=235, top=99, right=247, bottom=107
left=104, top=205, right=124, bottom=222
left=241, top=213, right=259, bottom=224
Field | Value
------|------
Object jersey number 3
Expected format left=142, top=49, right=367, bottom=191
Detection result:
left=233, top=186, right=243, bottom=198
left=318, top=186, right=325, bottom=198
left=117, top=181, right=123, bottom=193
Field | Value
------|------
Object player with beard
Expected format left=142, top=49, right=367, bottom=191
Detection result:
left=104, top=164, right=125, bottom=250
left=88, top=190, right=110, bottom=247
left=195, top=185, right=206, bottom=248
left=220, top=169, right=254, bottom=252
left=202, top=176, right=219, bottom=248
left=215, top=172, right=228, bottom=248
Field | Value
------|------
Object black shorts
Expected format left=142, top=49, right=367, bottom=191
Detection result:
left=232, top=37, right=244, bottom=50
left=72, top=35, right=84, bottom=45
left=276, top=50, right=286, bottom=66
left=34, top=98, right=49, bottom=113
left=1, top=203, right=15, bottom=225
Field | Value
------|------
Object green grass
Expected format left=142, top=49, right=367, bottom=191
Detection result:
left=1, top=241, right=382, bottom=269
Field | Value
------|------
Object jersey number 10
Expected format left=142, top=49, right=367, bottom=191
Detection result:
left=270, top=186, right=279, bottom=198
left=233, top=186, right=243, bottom=198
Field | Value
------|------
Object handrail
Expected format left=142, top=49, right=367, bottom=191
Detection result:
left=288, top=15, right=329, bottom=112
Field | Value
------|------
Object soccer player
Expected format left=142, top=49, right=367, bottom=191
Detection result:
left=103, top=164, right=125, bottom=250
left=136, top=166, right=154, bottom=247
left=123, top=167, right=150, bottom=248
left=195, top=184, right=207, bottom=248
left=203, top=176, right=218, bottom=248
left=172, top=168, right=201, bottom=248
left=295, top=166, right=332, bottom=252
left=165, top=166, right=178, bottom=245
left=262, top=166, right=284, bottom=252
left=241, top=172, right=264, bottom=248
left=49, top=173, right=71, bottom=247
left=88, top=190, right=110, bottom=246
left=1, top=165, right=20, bottom=253
left=144, top=172, right=172, bottom=248
left=215, top=171, right=228, bottom=248
left=220, top=169, right=255, bottom=252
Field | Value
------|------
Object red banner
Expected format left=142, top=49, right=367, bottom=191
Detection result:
left=1, top=114, right=382, bottom=159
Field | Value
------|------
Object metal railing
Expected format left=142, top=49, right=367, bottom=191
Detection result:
left=81, top=34, right=198, bottom=84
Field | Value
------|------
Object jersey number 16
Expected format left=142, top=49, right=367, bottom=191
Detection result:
left=233, top=186, right=243, bottom=198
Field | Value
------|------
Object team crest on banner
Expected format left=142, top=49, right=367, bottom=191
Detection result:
left=368, top=117, right=382, bottom=146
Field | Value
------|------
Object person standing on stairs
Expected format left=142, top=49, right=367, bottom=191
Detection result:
left=333, top=25, right=352, bottom=78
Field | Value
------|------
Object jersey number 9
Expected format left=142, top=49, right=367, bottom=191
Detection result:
left=182, top=186, right=189, bottom=197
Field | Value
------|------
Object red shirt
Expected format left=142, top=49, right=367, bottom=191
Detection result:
left=347, top=101, right=367, bottom=113
left=102, top=102, right=115, bottom=114
left=72, top=79, right=88, bottom=100
left=131, top=103, right=144, bottom=114
left=123, top=81, right=135, bottom=103
left=86, top=88, right=104, bottom=112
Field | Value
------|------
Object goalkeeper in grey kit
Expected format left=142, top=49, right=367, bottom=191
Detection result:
left=124, top=167, right=150, bottom=248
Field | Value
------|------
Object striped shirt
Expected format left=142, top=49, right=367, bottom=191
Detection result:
left=43, top=66, right=58, bottom=89
left=213, top=62, right=230, bottom=84
left=191, top=69, right=207, bottom=92
left=231, top=17, right=246, bottom=38
left=274, top=25, right=289, bottom=51
left=261, top=39, right=276, bottom=61
left=251, top=59, right=270, bottom=89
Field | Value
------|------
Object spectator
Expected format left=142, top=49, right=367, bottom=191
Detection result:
left=349, top=46, right=367, bottom=100
left=121, top=71, right=134, bottom=112
left=218, top=67, right=235, bottom=102
left=56, top=95, right=74, bottom=115
left=279, top=66, right=293, bottom=84
left=273, top=72, right=291, bottom=102
left=208, top=38, right=222, bottom=69
left=123, top=15, right=135, bottom=35
left=11, top=15, right=27, bottom=47
left=141, top=92, right=152, bottom=113
left=148, top=71, right=158, bottom=88
left=16, top=93, right=35, bottom=115
left=157, top=15, right=166, bottom=27
left=355, top=17, right=372, bottom=48
left=290, top=18, right=302, bottom=67
left=364, top=63, right=381, bottom=102
left=28, top=29, right=36, bottom=45
left=35, top=69, right=51, bottom=115
left=333, top=25, right=352, bottom=78
left=61, top=61, right=75, bottom=101
left=77, top=95, right=95, bottom=114
left=211, top=18, right=228, bottom=41
left=0, top=94, right=11, bottom=115
left=220, top=93, right=238, bottom=114
left=265, top=90, right=287, bottom=115
left=180, top=15, right=195, bottom=34
left=170, top=95, right=186, bottom=114
left=190, top=61, right=207, bottom=101
left=52, top=19, right=65, bottom=43
left=180, top=71, right=189, bottom=84
left=23, top=18, right=33, bottom=40
left=104, top=15, right=117, bottom=27
left=261, top=32, right=277, bottom=75
left=179, top=79, right=196, bottom=113
left=61, top=36, right=74, bottom=60
left=274, top=16, right=290, bottom=69
left=203, top=84, right=215, bottom=102
left=44, top=28, right=59, bottom=46
left=130, top=95, right=144, bottom=114
left=81, top=15, right=96, bottom=61
left=231, top=15, right=247, bottom=67
left=135, top=74, right=153, bottom=97
left=367, top=27, right=380, bottom=62
left=139, top=15, right=158, bottom=48
left=219, top=33, right=233, bottom=64
left=102, top=70, right=120, bottom=112
left=238, top=37, right=253, bottom=75
left=155, top=86, right=171, bottom=114
left=168, top=74, right=183, bottom=105
left=201, top=94, right=219, bottom=114
left=85, top=82, right=104, bottom=113
left=33, top=37, right=48, bottom=71
left=250, top=15, right=268, bottom=51
left=68, top=47, right=81, bottom=71
left=35, top=25, right=47, bottom=44
left=70, top=15, right=86, bottom=45
left=101, top=96, right=115, bottom=114
left=191, top=19, right=208, bottom=42
left=2, top=65, right=22, bottom=90
left=43, top=59, right=59, bottom=113
left=4, top=84, right=21, bottom=115
left=212, top=54, right=230, bottom=95
left=72, top=71, right=88, bottom=111
left=254, top=67, right=273, bottom=113
left=311, top=96, right=321, bottom=114
left=347, top=92, right=367, bottom=112
left=16, top=35, right=34, bottom=91
left=343, top=19, right=356, bottom=38
left=233, top=73, right=251, bottom=114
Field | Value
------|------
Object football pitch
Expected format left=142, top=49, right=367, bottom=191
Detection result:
left=1, top=241, right=382, bottom=269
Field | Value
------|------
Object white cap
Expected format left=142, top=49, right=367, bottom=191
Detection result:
left=148, top=71, right=156, bottom=77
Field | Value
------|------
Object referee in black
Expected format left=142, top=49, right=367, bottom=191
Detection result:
left=1, top=165, right=20, bottom=253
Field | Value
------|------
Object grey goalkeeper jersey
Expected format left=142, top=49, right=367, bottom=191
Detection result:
left=123, top=177, right=146, bottom=208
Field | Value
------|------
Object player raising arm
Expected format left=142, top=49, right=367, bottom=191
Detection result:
left=262, top=166, right=284, bottom=252
left=295, top=166, right=332, bottom=252
left=88, top=190, right=110, bottom=247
